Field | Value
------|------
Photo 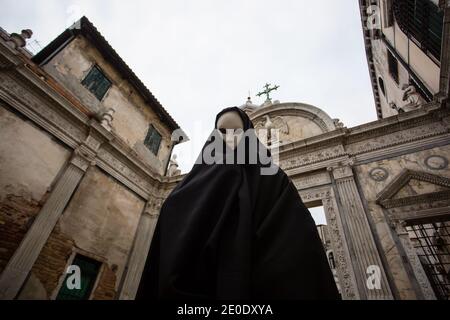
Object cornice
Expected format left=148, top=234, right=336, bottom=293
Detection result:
left=278, top=104, right=449, bottom=157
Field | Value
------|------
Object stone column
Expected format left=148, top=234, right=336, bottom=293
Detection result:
left=118, top=198, right=162, bottom=300
left=330, top=164, right=393, bottom=299
left=0, top=124, right=109, bottom=300
left=322, top=190, right=360, bottom=300
left=0, top=152, right=90, bottom=299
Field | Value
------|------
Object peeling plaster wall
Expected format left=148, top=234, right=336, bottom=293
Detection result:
left=41, top=36, right=173, bottom=175
left=19, top=166, right=145, bottom=299
left=354, top=145, right=450, bottom=299
left=59, top=166, right=145, bottom=280
left=0, top=106, right=71, bottom=202
left=0, top=105, right=71, bottom=274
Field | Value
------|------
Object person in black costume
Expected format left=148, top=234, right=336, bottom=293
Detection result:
left=136, top=107, right=340, bottom=300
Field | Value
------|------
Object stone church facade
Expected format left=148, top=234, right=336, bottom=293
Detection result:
left=245, top=100, right=449, bottom=300
left=1, top=0, right=449, bottom=300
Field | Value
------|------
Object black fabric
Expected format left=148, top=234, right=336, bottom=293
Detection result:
left=136, top=107, right=340, bottom=300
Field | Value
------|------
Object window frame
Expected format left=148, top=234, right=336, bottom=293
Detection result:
left=81, top=64, right=112, bottom=101
left=378, top=76, right=387, bottom=99
left=381, top=0, right=394, bottom=29
left=393, top=0, right=444, bottom=63
left=55, top=253, right=102, bottom=300
left=387, top=49, right=399, bottom=84
left=144, top=124, right=163, bottom=156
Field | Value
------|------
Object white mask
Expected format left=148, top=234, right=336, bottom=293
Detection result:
left=216, top=111, right=245, bottom=150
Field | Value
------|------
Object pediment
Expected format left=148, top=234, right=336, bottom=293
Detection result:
left=376, top=170, right=450, bottom=209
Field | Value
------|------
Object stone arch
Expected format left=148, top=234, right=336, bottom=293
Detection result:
left=249, top=102, right=339, bottom=134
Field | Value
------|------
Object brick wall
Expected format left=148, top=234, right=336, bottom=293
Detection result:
left=0, top=194, right=42, bottom=274
left=92, top=264, right=117, bottom=300
left=26, top=222, right=118, bottom=300
left=29, top=223, right=75, bottom=298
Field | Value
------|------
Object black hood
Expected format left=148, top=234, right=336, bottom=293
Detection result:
left=136, top=107, right=340, bottom=300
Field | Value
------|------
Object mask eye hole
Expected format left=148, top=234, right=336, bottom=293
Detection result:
left=218, top=128, right=236, bottom=134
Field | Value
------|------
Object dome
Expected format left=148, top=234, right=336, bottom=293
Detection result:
left=239, top=97, right=259, bottom=115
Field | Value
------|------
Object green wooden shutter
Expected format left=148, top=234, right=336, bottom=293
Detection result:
left=144, top=125, right=162, bottom=155
left=393, top=0, right=443, bottom=60
left=81, top=65, right=112, bottom=101
left=56, top=255, right=101, bottom=300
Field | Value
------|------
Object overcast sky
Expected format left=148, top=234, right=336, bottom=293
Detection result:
left=1, top=1, right=376, bottom=224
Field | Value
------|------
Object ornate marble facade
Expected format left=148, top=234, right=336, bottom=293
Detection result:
left=1, top=1, right=450, bottom=300
left=243, top=99, right=450, bottom=300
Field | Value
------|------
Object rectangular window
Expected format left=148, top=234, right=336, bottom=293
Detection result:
left=387, top=50, right=399, bottom=84
left=394, top=0, right=444, bottom=61
left=405, top=216, right=450, bottom=300
left=56, top=254, right=101, bottom=300
left=381, top=0, right=393, bottom=28
left=81, top=65, right=112, bottom=101
left=144, top=125, right=162, bottom=156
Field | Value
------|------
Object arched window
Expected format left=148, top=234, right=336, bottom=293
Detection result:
left=378, top=77, right=386, bottom=97
left=328, top=251, right=336, bottom=269
left=393, top=0, right=444, bottom=61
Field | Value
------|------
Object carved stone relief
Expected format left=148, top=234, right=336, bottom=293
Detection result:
left=291, top=171, right=331, bottom=190
left=300, top=187, right=358, bottom=300
left=0, top=74, right=87, bottom=144
left=425, top=155, right=448, bottom=170
left=96, top=147, right=154, bottom=196
left=280, top=145, right=345, bottom=170
left=347, top=122, right=448, bottom=155
left=369, top=167, right=389, bottom=181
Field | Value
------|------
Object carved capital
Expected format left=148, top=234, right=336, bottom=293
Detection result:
left=330, top=165, right=354, bottom=180
left=144, top=198, right=164, bottom=218
left=70, top=127, right=110, bottom=171
left=70, top=150, right=92, bottom=172
left=84, top=129, right=105, bottom=153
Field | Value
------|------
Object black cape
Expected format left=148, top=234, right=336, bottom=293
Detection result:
left=136, top=107, right=340, bottom=300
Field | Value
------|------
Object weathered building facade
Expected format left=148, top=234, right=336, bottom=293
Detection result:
left=239, top=0, right=450, bottom=300
left=0, top=17, right=186, bottom=300
left=1, top=0, right=450, bottom=301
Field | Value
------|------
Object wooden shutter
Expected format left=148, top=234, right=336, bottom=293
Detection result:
left=144, top=125, right=162, bottom=155
left=56, top=255, right=101, bottom=300
left=81, top=65, right=112, bottom=101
